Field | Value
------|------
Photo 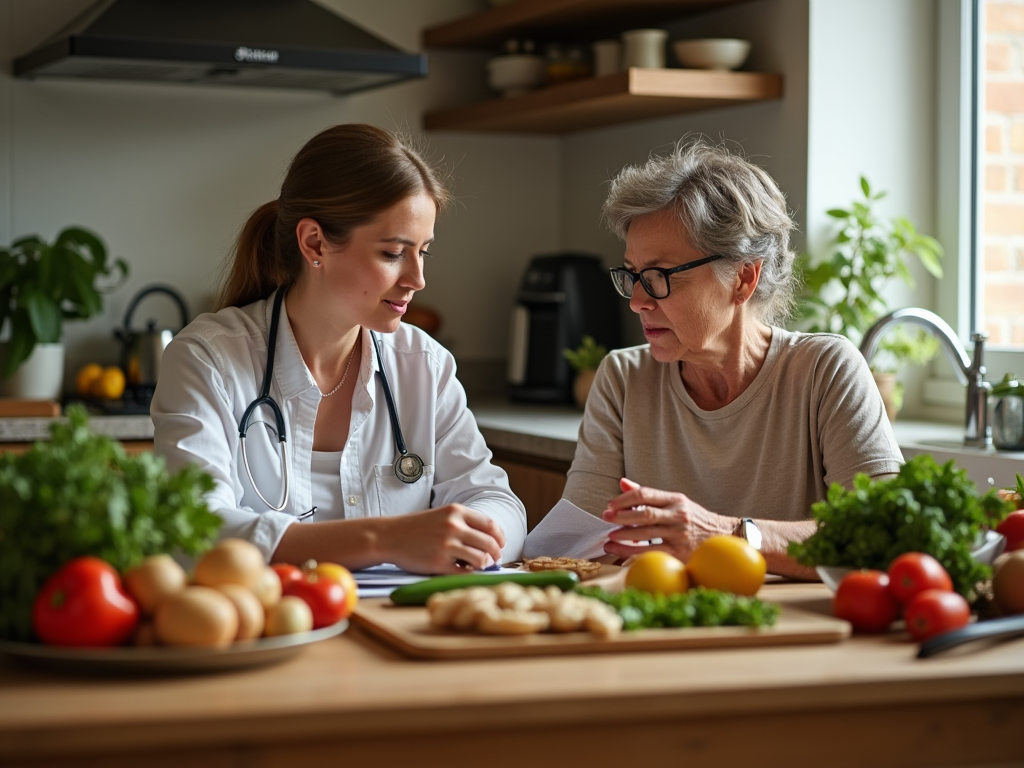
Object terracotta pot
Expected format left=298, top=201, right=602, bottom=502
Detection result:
left=872, top=370, right=898, bottom=422
left=573, top=369, right=597, bottom=409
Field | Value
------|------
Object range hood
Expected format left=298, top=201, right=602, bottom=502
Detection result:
left=13, top=0, right=427, bottom=95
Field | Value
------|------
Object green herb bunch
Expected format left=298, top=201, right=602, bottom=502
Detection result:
left=0, top=406, right=222, bottom=641
left=562, top=335, right=608, bottom=372
left=577, top=585, right=781, bottom=630
left=788, top=454, right=1013, bottom=599
left=0, top=227, right=129, bottom=378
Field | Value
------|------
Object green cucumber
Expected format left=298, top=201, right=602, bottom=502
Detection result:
left=389, top=571, right=580, bottom=606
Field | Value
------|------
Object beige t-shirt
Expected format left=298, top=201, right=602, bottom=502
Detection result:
left=563, top=327, right=903, bottom=521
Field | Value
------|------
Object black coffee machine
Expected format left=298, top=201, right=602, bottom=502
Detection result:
left=506, top=253, right=621, bottom=404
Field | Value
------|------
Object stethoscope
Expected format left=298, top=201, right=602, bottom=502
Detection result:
left=238, top=288, right=424, bottom=513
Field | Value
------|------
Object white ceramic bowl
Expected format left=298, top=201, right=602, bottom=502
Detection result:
left=815, top=530, right=1008, bottom=592
left=486, top=54, right=545, bottom=97
left=673, top=38, right=751, bottom=70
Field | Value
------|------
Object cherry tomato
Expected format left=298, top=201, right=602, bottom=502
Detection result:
left=282, top=573, right=346, bottom=629
left=32, top=557, right=139, bottom=647
left=903, top=588, right=971, bottom=641
left=833, top=570, right=900, bottom=633
left=996, top=511, right=1024, bottom=552
left=271, top=563, right=304, bottom=587
left=886, top=552, right=953, bottom=605
left=308, top=562, right=359, bottom=617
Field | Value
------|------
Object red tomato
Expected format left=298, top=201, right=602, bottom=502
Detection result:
left=271, top=563, right=304, bottom=587
left=996, top=511, right=1024, bottom=552
left=833, top=570, right=900, bottom=633
left=32, top=557, right=139, bottom=647
left=886, top=552, right=953, bottom=605
left=282, top=574, right=346, bottom=629
left=903, top=588, right=971, bottom=641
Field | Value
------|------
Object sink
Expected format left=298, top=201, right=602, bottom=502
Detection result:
left=900, top=444, right=1024, bottom=490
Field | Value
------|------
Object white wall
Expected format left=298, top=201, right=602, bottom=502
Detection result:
left=806, top=0, right=942, bottom=418
left=0, top=0, right=561, bottom=388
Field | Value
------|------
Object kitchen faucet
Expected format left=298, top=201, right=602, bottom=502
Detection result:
left=859, top=307, right=993, bottom=449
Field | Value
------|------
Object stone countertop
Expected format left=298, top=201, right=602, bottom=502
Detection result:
left=0, top=414, right=153, bottom=442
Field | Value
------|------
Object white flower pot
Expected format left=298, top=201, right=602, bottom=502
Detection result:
left=0, top=342, right=66, bottom=400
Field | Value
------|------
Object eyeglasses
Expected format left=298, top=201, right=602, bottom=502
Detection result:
left=608, top=254, right=723, bottom=299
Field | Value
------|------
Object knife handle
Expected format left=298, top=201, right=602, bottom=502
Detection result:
left=917, top=614, right=1024, bottom=658
left=390, top=571, right=580, bottom=606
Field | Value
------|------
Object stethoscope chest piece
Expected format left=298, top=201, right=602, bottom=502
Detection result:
left=395, top=452, right=424, bottom=483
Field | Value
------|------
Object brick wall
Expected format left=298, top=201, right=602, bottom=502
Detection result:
left=984, top=0, right=1024, bottom=347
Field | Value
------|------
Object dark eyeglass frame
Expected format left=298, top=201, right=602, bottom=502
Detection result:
left=608, top=254, right=723, bottom=299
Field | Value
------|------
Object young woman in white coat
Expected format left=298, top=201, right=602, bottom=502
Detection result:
left=152, top=124, right=526, bottom=573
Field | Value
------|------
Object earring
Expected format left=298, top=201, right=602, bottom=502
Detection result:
left=313, top=260, right=321, bottom=267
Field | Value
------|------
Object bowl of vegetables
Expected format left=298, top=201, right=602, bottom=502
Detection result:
left=816, top=530, right=1007, bottom=592
left=791, top=455, right=1017, bottom=599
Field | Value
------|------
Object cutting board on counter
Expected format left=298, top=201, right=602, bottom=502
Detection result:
left=0, top=398, right=61, bottom=417
left=352, top=594, right=851, bottom=660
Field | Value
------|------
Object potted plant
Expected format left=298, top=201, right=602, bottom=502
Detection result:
left=795, top=177, right=944, bottom=420
left=563, top=335, right=608, bottom=408
left=0, top=227, right=128, bottom=398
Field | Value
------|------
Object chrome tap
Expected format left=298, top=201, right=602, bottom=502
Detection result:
left=859, top=307, right=992, bottom=449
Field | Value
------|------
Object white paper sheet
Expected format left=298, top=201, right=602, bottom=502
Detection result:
left=352, top=564, right=525, bottom=599
left=523, top=498, right=617, bottom=560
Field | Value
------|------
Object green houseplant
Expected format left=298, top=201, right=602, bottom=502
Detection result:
left=563, top=335, right=608, bottom=408
left=795, top=177, right=944, bottom=417
left=0, top=227, right=128, bottom=385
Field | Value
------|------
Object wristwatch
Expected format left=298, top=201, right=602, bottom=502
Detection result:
left=734, top=518, right=762, bottom=551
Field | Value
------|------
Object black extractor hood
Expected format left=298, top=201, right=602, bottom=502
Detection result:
left=13, top=0, right=427, bottom=94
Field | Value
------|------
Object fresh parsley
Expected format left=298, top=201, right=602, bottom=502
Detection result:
left=0, top=405, right=222, bottom=641
left=577, top=585, right=781, bottom=630
left=787, top=454, right=1013, bottom=599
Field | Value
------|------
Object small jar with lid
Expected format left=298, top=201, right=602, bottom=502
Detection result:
left=990, top=373, right=1024, bottom=450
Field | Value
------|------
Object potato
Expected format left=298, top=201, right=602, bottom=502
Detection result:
left=194, top=538, right=265, bottom=591
left=124, top=554, right=187, bottom=615
left=155, top=586, right=238, bottom=648
left=265, top=596, right=313, bottom=637
left=252, top=566, right=282, bottom=611
left=215, top=584, right=265, bottom=641
left=993, top=550, right=1024, bottom=615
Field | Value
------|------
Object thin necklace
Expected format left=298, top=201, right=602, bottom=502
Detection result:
left=321, top=339, right=357, bottom=397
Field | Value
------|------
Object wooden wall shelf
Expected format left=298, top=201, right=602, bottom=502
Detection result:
left=424, top=0, right=749, bottom=49
left=423, top=67, right=783, bottom=134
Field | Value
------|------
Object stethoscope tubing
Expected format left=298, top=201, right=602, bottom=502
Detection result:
left=237, top=287, right=423, bottom=514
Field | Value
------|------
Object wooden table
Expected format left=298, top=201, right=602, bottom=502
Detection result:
left=1, top=584, right=1022, bottom=768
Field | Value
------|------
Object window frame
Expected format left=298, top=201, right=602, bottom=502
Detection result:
left=930, top=0, right=1021, bottom=409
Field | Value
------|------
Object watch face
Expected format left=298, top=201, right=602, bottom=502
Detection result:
left=741, top=519, right=763, bottom=551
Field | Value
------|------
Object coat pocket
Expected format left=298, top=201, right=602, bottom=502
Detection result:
left=373, top=463, right=435, bottom=516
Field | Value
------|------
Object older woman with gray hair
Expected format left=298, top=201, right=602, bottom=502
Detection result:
left=564, top=139, right=902, bottom=578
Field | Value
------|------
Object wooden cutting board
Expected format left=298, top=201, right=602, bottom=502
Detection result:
left=0, top=398, right=61, bottom=417
left=352, top=594, right=851, bottom=660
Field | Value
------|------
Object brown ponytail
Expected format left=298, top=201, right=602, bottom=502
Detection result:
left=218, top=124, right=451, bottom=310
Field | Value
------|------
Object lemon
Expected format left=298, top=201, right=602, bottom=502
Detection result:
left=75, top=363, right=104, bottom=397
left=91, top=366, right=126, bottom=400
left=687, top=535, right=766, bottom=596
left=624, top=551, right=689, bottom=595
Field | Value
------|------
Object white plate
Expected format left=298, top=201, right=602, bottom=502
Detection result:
left=0, top=619, right=347, bottom=675
left=815, top=530, right=1007, bottom=592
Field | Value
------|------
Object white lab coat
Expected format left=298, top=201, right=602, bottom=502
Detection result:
left=151, top=291, right=526, bottom=563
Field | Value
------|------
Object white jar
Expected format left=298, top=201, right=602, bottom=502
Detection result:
left=621, top=29, right=668, bottom=69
